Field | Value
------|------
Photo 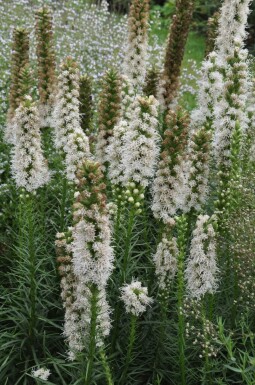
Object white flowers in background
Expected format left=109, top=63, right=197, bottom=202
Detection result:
left=31, top=367, right=51, bottom=381
left=153, top=236, right=178, bottom=291
left=11, top=95, right=50, bottom=192
left=52, top=57, right=90, bottom=182
left=123, top=0, right=150, bottom=91
left=122, top=95, right=160, bottom=188
left=121, top=280, right=153, bottom=316
left=185, top=215, right=218, bottom=300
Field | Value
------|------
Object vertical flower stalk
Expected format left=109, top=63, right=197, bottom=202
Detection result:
left=5, top=27, right=29, bottom=143
left=70, top=160, right=114, bottom=384
left=11, top=96, right=50, bottom=192
left=120, top=281, right=153, bottom=385
left=35, top=6, right=56, bottom=127
left=79, top=74, right=94, bottom=145
left=158, top=0, right=195, bottom=110
left=53, top=57, right=90, bottom=183
left=152, top=108, right=190, bottom=225
left=123, top=0, right=150, bottom=91
left=96, top=69, right=122, bottom=170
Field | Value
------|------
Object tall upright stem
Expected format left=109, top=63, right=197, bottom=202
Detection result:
left=176, top=215, right=188, bottom=385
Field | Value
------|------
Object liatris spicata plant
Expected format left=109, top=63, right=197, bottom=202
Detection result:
left=152, top=108, right=190, bottom=224
left=185, top=215, right=218, bottom=300
left=123, top=0, right=150, bottom=91
left=122, top=95, right=160, bottom=192
left=5, top=27, right=29, bottom=143
left=71, top=160, right=113, bottom=383
left=57, top=160, right=114, bottom=384
left=158, top=0, right=195, bottom=109
left=35, top=5, right=56, bottom=127
left=11, top=96, right=50, bottom=192
left=53, top=57, right=90, bottom=182
left=79, top=74, right=94, bottom=141
left=96, top=69, right=122, bottom=169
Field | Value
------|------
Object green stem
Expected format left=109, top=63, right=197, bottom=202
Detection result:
left=120, top=315, right=137, bottom=385
left=60, top=176, right=67, bottom=232
left=122, top=206, right=136, bottom=283
left=27, top=195, right=37, bottom=344
left=176, top=215, right=188, bottom=385
left=84, top=284, right=98, bottom=385
left=100, top=348, right=114, bottom=385
left=202, top=302, right=212, bottom=385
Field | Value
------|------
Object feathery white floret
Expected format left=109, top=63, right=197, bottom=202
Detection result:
left=121, top=280, right=153, bottom=316
left=11, top=96, right=50, bottom=192
left=153, top=236, right=178, bottom=290
left=185, top=215, right=218, bottom=300
left=122, top=95, right=160, bottom=188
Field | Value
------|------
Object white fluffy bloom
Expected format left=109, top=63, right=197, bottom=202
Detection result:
left=123, top=0, right=149, bottom=91
left=121, top=280, right=153, bottom=316
left=122, top=95, right=160, bottom=188
left=215, top=0, right=252, bottom=60
left=52, top=57, right=90, bottom=182
left=11, top=96, right=50, bottom=192
left=72, top=213, right=114, bottom=288
left=153, top=236, right=178, bottom=290
left=152, top=158, right=189, bottom=223
left=185, top=215, right=218, bottom=300
left=31, top=367, right=51, bottom=381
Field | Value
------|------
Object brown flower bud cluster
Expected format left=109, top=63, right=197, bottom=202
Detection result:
left=7, top=27, right=29, bottom=121
left=79, top=74, right=94, bottom=142
left=205, top=12, right=220, bottom=56
left=159, top=0, right=195, bottom=108
left=143, top=67, right=159, bottom=98
left=74, top=160, right=107, bottom=221
left=35, top=6, right=56, bottom=112
left=96, top=69, right=122, bottom=169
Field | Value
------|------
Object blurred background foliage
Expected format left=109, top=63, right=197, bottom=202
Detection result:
left=105, top=0, right=255, bottom=50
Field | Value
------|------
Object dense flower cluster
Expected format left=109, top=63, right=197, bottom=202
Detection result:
left=121, top=95, right=160, bottom=188
left=31, top=367, right=51, bottom=380
left=53, top=57, right=90, bottom=182
left=158, top=0, right=194, bottom=109
left=96, top=69, right=122, bottom=169
left=185, top=215, right=218, bottom=300
left=123, top=0, right=150, bottom=91
left=153, top=235, right=178, bottom=291
left=5, top=27, right=29, bottom=143
left=79, top=74, right=94, bottom=140
left=11, top=96, right=50, bottom=192
left=121, top=280, right=153, bottom=316
left=152, top=108, right=189, bottom=224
